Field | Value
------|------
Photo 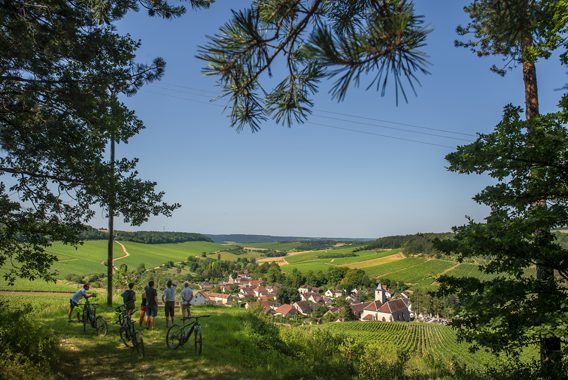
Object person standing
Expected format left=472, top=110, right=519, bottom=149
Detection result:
left=180, top=281, right=194, bottom=319
left=145, top=280, right=158, bottom=329
left=68, top=283, right=95, bottom=322
left=162, top=280, right=176, bottom=327
left=121, top=283, right=136, bottom=317
left=139, top=286, right=147, bottom=327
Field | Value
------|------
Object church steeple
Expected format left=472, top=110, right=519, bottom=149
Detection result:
left=375, top=283, right=386, bottom=303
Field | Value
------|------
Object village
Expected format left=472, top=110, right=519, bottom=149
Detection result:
left=186, top=272, right=420, bottom=323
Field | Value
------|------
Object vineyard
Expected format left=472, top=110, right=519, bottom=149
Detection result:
left=322, top=321, right=499, bottom=370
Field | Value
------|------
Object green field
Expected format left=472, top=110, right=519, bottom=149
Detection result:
left=44, top=240, right=234, bottom=276
left=241, top=241, right=308, bottom=251
left=281, top=247, right=396, bottom=274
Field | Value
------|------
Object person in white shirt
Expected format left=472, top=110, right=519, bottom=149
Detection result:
left=180, top=281, right=194, bottom=319
left=68, top=283, right=95, bottom=322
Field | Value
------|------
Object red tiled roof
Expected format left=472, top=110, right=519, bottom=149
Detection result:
left=363, top=300, right=383, bottom=312
left=207, top=292, right=231, bottom=299
left=378, top=299, right=408, bottom=314
left=275, top=304, right=296, bottom=316
left=362, top=314, right=374, bottom=321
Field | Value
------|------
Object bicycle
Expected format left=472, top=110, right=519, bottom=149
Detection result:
left=76, top=295, right=108, bottom=336
left=166, top=315, right=210, bottom=354
left=115, top=305, right=145, bottom=359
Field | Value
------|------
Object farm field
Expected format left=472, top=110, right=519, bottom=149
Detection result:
left=445, top=263, right=498, bottom=281
left=44, top=240, right=234, bottom=275
left=281, top=247, right=396, bottom=273
left=321, top=321, right=537, bottom=371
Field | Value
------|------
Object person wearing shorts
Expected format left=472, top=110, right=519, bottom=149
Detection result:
left=68, top=283, right=94, bottom=322
left=162, top=280, right=176, bottom=327
left=145, top=280, right=158, bottom=329
left=180, top=281, right=193, bottom=319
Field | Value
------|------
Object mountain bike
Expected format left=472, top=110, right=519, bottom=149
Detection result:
left=166, top=315, right=210, bottom=354
left=76, top=295, right=108, bottom=335
left=115, top=305, right=144, bottom=358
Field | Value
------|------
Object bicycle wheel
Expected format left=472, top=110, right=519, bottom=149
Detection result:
left=119, top=326, right=132, bottom=347
left=166, top=324, right=182, bottom=349
left=194, top=326, right=202, bottom=355
left=95, top=316, right=108, bottom=336
left=134, top=330, right=144, bottom=359
left=82, top=310, right=87, bottom=332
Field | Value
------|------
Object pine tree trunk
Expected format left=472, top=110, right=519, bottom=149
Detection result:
left=522, top=58, right=562, bottom=371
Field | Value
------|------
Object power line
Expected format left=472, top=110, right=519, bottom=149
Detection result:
left=307, top=122, right=455, bottom=149
left=311, top=114, right=471, bottom=142
left=157, top=82, right=475, bottom=138
left=146, top=89, right=458, bottom=149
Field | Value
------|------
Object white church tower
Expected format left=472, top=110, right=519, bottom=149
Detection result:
left=374, top=283, right=387, bottom=303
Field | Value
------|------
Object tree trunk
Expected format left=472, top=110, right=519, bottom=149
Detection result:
left=522, top=55, right=562, bottom=372
left=107, top=137, right=115, bottom=306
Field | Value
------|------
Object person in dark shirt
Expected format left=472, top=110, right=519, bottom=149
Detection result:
left=145, top=280, right=158, bottom=330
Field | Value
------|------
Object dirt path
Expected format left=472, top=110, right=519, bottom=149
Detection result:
left=0, top=290, right=71, bottom=296
left=99, top=240, right=130, bottom=271
left=439, top=262, right=460, bottom=275
left=343, top=252, right=405, bottom=269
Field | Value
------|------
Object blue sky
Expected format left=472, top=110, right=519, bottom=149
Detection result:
left=97, top=1, right=566, bottom=238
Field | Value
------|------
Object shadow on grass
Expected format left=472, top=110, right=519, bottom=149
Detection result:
left=45, top=306, right=297, bottom=380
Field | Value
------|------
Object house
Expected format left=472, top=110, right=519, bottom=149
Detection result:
left=324, top=289, right=345, bottom=298
left=274, top=304, right=297, bottom=317
left=293, top=301, right=313, bottom=316
left=205, top=292, right=234, bottom=306
left=190, top=291, right=207, bottom=306
left=238, top=288, right=255, bottom=300
left=301, top=291, right=322, bottom=303
left=298, top=285, right=319, bottom=295
left=349, top=302, right=368, bottom=319
left=307, top=293, right=324, bottom=304
left=253, top=286, right=269, bottom=297
left=360, top=299, right=410, bottom=322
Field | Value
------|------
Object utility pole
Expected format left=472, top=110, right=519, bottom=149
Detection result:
left=107, top=134, right=115, bottom=306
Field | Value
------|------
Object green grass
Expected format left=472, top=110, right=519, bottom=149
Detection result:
left=0, top=277, right=78, bottom=292
left=40, top=240, right=233, bottom=276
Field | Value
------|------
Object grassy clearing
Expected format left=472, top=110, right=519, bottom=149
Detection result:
left=344, top=252, right=404, bottom=269
left=363, top=256, right=428, bottom=278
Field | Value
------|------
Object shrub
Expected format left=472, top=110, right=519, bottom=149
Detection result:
left=0, top=301, right=59, bottom=379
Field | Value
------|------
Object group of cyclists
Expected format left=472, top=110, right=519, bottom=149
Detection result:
left=68, top=280, right=195, bottom=329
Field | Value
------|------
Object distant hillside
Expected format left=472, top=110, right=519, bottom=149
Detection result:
left=79, top=227, right=212, bottom=244
left=367, top=232, right=453, bottom=255
left=207, top=234, right=368, bottom=244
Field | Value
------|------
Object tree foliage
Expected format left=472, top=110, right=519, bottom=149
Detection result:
left=198, top=0, right=430, bottom=131
left=436, top=102, right=568, bottom=371
left=456, top=0, right=568, bottom=75
left=0, top=0, right=212, bottom=284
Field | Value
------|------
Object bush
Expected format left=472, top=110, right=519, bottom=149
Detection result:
left=0, top=301, right=59, bottom=379
left=65, top=273, right=82, bottom=283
